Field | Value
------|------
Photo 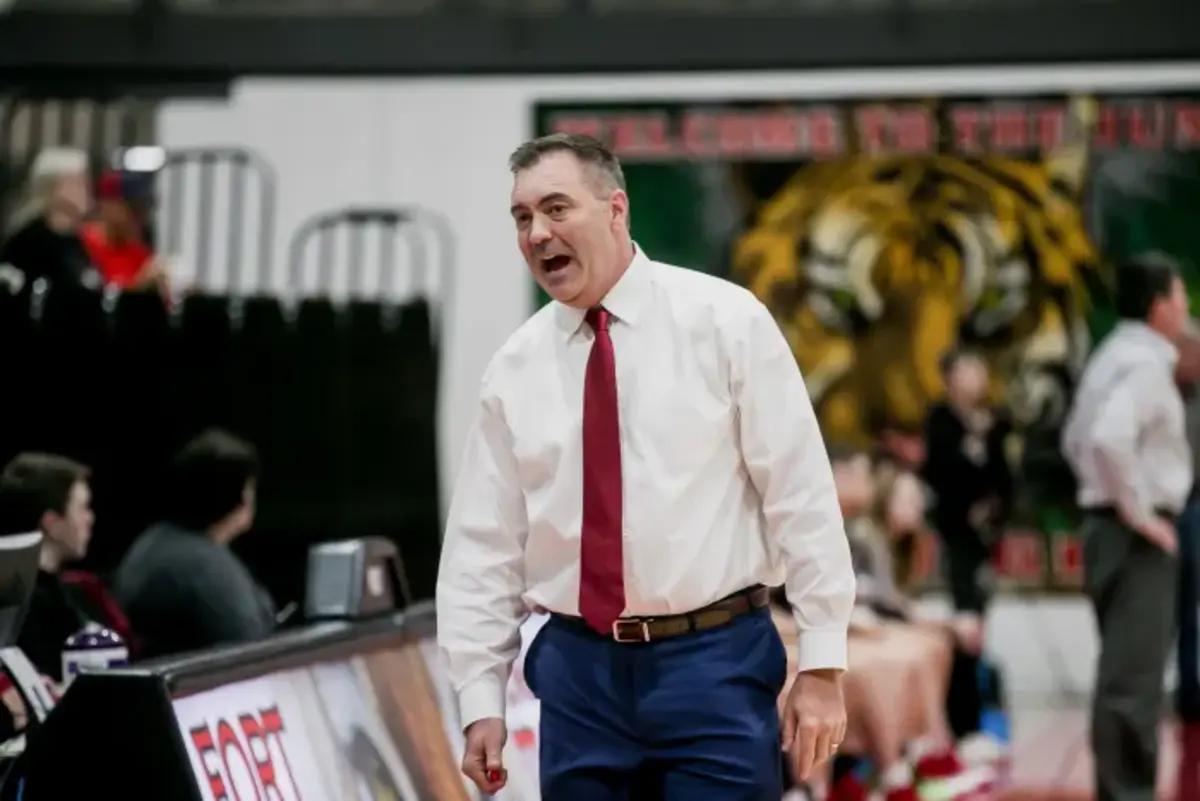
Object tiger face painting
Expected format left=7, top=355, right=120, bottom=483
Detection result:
left=733, top=153, right=1100, bottom=450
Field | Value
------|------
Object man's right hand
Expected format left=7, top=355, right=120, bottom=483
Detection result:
left=462, top=717, right=508, bottom=794
left=1138, top=515, right=1179, bottom=555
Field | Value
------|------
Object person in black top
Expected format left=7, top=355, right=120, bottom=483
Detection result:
left=114, top=429, right=276, bottom=659
left=0, top=148, right=98, bottom=290
left=0, top=453, right=134, bottom=683
left=920, top=350, right=1014, bottom=744
left=921, top=349, right=1013, bottom=615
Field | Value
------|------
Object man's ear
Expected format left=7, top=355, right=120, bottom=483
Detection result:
left=610, top=189, right=630, bottom=230
left=39, top=509, right=59, bottom=536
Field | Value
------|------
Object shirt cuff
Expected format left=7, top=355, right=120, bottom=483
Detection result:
left=457, top=673, right=507, bottom=731
left=794, top=628, right=848, bottom=673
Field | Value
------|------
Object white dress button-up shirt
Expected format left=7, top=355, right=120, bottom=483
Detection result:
left=436, top=246, right=855, bottom=727
left=1062, top=320, right=1192, bottom=525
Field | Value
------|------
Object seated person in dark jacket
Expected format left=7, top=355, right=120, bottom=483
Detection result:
left=0, top=453, right=135, bottom=683
left=114, top=429, right=276, bottom=659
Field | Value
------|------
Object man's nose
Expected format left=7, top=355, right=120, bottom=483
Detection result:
left=529, top=215, right=552, bottom=245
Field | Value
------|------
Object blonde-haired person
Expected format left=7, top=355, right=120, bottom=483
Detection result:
left=0, top=147, right=98, bottom=290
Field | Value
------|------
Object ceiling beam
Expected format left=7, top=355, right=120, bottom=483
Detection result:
left=0, top=2, right=1196, bottom=84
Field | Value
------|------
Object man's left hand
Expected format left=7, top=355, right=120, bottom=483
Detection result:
left=781, top=668, right=846, bottom=781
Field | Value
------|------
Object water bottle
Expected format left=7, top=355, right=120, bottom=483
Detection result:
left=61, top=623, right=129, bottom=689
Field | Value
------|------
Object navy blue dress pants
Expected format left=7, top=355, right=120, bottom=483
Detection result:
left=524, top=607, right=788, bottom=801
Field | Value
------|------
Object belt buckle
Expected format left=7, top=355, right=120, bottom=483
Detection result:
left=612, top=619, right=651, bottom=643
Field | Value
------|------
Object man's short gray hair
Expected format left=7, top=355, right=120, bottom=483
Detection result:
left=508, top=133, right=626, bottom=195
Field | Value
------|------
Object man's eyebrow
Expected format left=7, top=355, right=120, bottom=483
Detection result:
left=511, top=192, right=572, bottom=216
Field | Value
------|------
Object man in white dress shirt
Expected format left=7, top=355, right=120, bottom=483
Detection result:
left=1061, top=255, right=1192, bottom=801
left=436, top=133, right=855, bottom=800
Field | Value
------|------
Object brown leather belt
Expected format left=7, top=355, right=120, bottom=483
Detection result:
left=558, top=585, right=771, bottom=644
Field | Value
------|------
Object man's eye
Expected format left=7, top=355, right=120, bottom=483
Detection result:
left=549, top=205, right=567, bottom=216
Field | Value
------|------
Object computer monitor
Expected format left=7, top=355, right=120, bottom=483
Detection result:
left=305, top=537, right=412, bottom=621
left=0, top=532, right=41, bottom=648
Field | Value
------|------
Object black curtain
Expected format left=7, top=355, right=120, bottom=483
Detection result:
left=89, top=290, right=174, bottom=572
left=0, top=287, right=37, bottom=473
left=342, top=297, right=440, bottom=601
left=27, top=285, right=111, bottom=466
left=1, top=287, right=444, bottom=609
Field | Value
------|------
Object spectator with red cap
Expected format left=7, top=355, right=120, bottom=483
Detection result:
left=80, top=168, right=168, bottom=294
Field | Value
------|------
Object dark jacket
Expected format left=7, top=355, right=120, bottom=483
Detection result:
left=0, top=218, right=95, bottom=288
left=17, top=569, right=133, bottom=682
left=113, top=522, right=275, bottom=659
left=922, top=402, right=1014, bottom=541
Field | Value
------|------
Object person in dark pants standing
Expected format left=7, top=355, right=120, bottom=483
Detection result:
left=922, top=350, right=1013, bottom=617
left=1062, top=256, right=1192, bottom=801
left=1172, top=328, right=1200, bottom=801
left=437, top=134, right=855, bottom=800
left=1175, top=331, right=1200, bottom=728
left=922, top=350, right=1013, bottom=742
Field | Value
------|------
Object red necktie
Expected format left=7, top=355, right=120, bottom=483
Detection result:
left=579, top=307, right=625, bottom=635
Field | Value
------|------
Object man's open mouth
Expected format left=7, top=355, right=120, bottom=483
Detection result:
left=543, top=255, right=572, bottom=273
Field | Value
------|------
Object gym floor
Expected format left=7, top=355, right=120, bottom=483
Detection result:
left=999, top=705, right=1187, bottom=801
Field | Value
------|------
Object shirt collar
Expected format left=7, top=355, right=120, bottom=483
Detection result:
left=554, top=243, right=653, bottom=339
left=1115, top=319, right=1179, bottom=367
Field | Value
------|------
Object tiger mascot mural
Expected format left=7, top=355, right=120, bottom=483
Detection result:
left=733, top=151, right=1101, bottom=452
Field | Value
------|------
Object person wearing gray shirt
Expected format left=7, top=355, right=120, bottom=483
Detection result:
left=114, top=429, right=274, bottom=659
left=1061, top=256, right=1192, bottom=801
